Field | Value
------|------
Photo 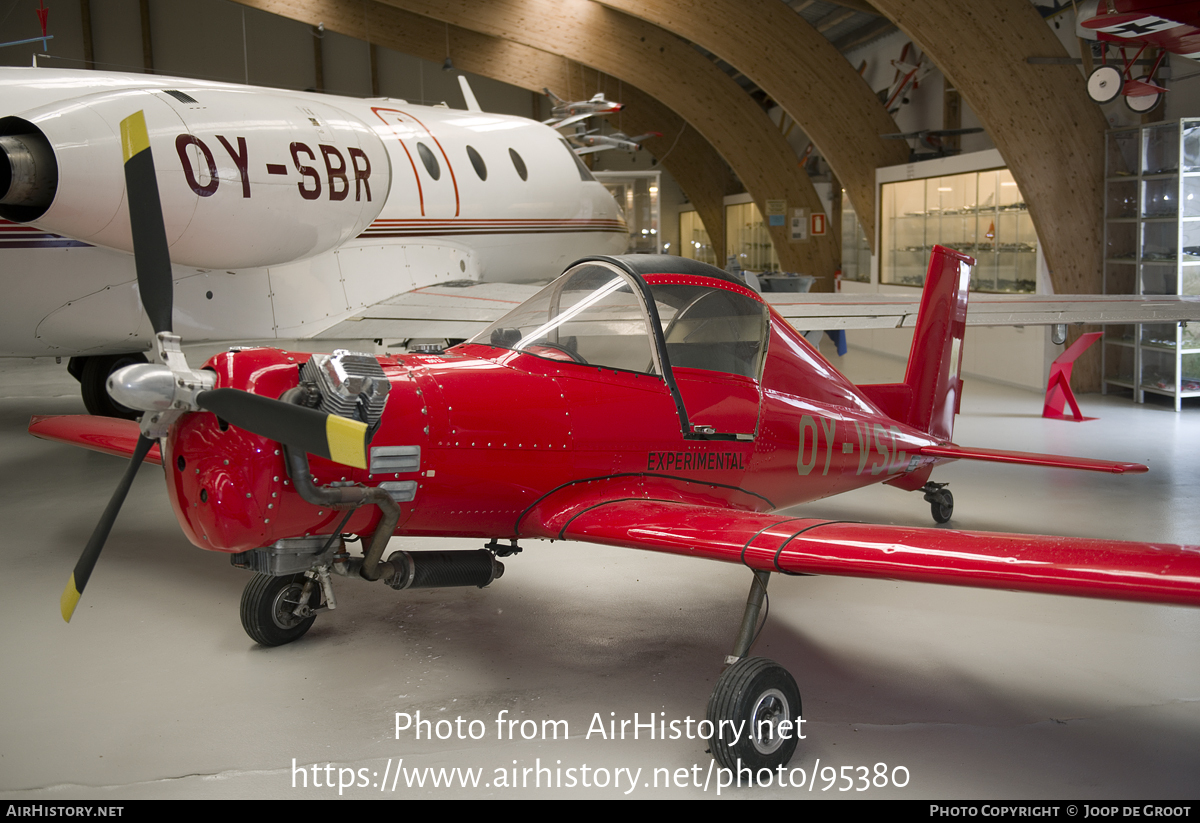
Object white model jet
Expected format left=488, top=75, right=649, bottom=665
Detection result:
left=0, top=68, right=627, bottom=415
left=569, top=129, right=662, bottom=155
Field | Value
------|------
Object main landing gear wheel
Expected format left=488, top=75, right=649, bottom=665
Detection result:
left=77, top=353, right=148, bottom=419
left=1125, top=76, right=1161, bottom=113
left=707, top=657, right=802, bottom=779
left=240, top=573, right=320, bottom=647
left=1087, top=65, right=1123, bottom=104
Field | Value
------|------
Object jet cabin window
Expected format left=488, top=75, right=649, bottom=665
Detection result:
left=466, top=145, right=487, bottom=180
left=417, top=142, right=440, bottom=180
left=473, top=264, right=657, bottom=375
left=509, top=148, right=528, bottom=181
left=649, top=284, right=768, bottom=380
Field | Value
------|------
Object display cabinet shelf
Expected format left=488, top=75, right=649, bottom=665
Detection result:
left=1103, top=118, right=1200, bottom=411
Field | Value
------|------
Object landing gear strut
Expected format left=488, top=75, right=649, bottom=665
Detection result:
left=707, top=570, right=802, bottom=779
left=922, top=481, right=953, bottom=524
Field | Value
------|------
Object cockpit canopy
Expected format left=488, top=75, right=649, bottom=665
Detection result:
left=473, top=258, right=769, bottom=380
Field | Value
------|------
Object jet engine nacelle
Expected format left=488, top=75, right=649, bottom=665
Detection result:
left=0, top=87, right=390, bottom=270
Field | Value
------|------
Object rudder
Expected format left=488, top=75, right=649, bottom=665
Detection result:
left=860, top=245, right=973, bottom=442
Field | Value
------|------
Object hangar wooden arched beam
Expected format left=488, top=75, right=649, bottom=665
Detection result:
left=594, top=0, right=909, bottom=254
left=232, top=0, right=733, bottom=258
left=368, top=0, right=839, bottom=282
left=869, top=0, right=1108, bottom=298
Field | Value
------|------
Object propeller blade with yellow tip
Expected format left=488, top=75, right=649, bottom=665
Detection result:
left=61, top=435, right=155, bottom=622
left=195, top=388, right=370, bottom=469
left=120, top=110, right=174, bottom=336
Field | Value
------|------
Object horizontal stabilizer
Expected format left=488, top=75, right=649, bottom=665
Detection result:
left=28, top=415, right=162, bottom=465
left=919, top=443, right=1147, bottom=474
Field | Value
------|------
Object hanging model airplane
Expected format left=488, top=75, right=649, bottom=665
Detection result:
left=568, top=128, right=663, bottom=156
left=0, top=67, right=628, bottom=417
left=878, top=42, right=932, bottom=115
left=881, top=127, right=985, bottom=159
left=1077, top=0, right=1200, bottom=111
left=28, top=110, right=1200, bottom=783
left=541, top=88, right=625, bottom=131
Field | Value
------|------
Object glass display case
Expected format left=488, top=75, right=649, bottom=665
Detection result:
left=594, top=171, right=660, bottom=254
left=879, top=168, right=1037, bottom=292
left=678, top=209, right=717, bottom=265
left=840, top=192, right=870, bottom=283
left=726, top=200, right=780, bottom=273
left=1102, top=118, right=1200, bottom=411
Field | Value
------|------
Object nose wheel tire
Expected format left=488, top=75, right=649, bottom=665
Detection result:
left=707, top=657, right=802, bottom=779
left=240, top=573, right=320, bottom=647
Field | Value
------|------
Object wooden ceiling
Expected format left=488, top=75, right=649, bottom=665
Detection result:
left=233, top=0, right=1107, bottom=298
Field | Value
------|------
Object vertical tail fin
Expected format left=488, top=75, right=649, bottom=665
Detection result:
left=860, top=245, right=973, bottom=442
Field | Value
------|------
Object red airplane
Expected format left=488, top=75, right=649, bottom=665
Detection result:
left=1078, top=0, right=1200, bottom=111
left=29, top=111, right=1200, bottom=782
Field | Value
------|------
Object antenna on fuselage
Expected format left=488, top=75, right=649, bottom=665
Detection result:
left=458, top=75, right=482, bottom=113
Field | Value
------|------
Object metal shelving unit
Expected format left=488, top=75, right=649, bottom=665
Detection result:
left=1103, top=118, right=1200, bottom=411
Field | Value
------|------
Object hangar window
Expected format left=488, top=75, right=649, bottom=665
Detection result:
left=417, top=142, right=441, bottom=180
left=509, top=148, right=528, bottom=181
left=466, top=145, right=487, bottom=181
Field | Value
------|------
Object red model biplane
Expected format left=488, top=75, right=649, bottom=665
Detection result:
left=29, top=111, right=1200, bottom=782
left=1078, top=0, right=1200, bottom=111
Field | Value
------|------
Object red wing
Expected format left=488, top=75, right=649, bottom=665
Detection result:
left=531, top=498, right=1200, bottom=608
left=919, top=444, right=1148, bottom=474
left=28, top=415, right=162, bottom=465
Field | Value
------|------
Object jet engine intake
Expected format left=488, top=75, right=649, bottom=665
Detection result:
left=0, top=120, right=57, bottom=221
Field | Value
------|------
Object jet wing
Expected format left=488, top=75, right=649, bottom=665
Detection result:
left=544, top=112, right=595, bottom=130
left=764, top=292, right=1200, bottom=331
left=315, top=282, right=542, bottom=342
left=524, top=497, right=1200, bottom=607
left=314, top=282, right=1200, bottom=342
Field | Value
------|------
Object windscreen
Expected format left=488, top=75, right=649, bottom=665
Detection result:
left=472, top=263, right=658, bottom=374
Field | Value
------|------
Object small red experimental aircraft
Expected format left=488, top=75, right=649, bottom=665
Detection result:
left=29, top=112, right=1200, bottom=781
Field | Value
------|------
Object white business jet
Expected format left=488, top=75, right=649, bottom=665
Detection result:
left=0, top=68, right=626, bottom=415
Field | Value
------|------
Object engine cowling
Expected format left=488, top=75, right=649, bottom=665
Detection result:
left=0, top=87, right=390, bottom=269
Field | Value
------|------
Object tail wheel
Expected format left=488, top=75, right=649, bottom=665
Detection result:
left=240, top=573, right=320, bottom=647
left=931, top=489, right=954, bottom=524
left=707, top=657, right=801, bottom=779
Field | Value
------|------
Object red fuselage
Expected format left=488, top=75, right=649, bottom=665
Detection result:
left=164, top=305, right=938, bottom=555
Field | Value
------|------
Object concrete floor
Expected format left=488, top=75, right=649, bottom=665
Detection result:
left=0, top=348, right=1197, bottom=800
